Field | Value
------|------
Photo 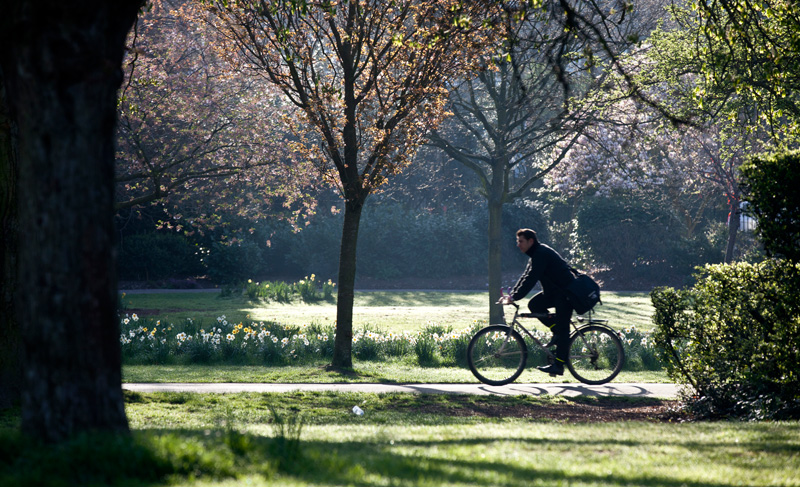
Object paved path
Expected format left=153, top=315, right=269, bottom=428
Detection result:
left=124, top=382, right=680, bottom=398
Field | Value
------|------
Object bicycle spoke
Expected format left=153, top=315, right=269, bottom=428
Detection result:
left=566, top=325, right=624, bottom=385
left=467, top=325, right=528, bottom=386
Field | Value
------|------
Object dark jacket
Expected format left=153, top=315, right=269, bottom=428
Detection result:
left=510, top=243, right=575, bottom=301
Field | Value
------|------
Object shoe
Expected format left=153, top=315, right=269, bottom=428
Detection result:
left=537, top=362, right=564, bottom=376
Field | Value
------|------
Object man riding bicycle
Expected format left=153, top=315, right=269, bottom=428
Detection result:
left=499, top=228, right=575, bottom=376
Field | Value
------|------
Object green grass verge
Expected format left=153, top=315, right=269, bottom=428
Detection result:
left=123, top=363, right=672, bottom=384
left=3, top=392, right=798, bottom=486
left=122, top=290, right=655, bottom=333
left=121, top=391, right=666, bottom=428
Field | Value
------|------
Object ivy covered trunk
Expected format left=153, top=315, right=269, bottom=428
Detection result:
left=3, top=0, right=142, bottom=442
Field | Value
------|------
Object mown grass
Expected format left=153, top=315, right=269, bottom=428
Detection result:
left=121, top=290, right=655, bottom=333
left=121, top=290, right=669, bottom=383
left=3, top=392, right=798, bottom=487
left=121, top=391, right=661, bottom=428
left=123, top=363, right=672, bottom=384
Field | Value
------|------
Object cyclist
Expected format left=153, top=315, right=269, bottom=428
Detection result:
left=499, top=228, right=575, bottom=376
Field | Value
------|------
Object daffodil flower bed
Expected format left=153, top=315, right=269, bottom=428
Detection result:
left=119, top=313, right=665, bottom=370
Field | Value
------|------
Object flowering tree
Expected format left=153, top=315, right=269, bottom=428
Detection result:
left=546, top=0, right=799, bottom=268
left=204, top=0, right=498, bottom=367
left=548, top=89, right=768, bottom=265
left=117, top=0, right=316, bottom=229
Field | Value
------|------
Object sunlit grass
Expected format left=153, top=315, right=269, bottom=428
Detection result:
left=5, top=393, right=798, bottom=486
left=122, top=363, right=672, bottom=384
left=112, top=393, right=800, bottom=486
left=122, top=290, right=655, bottom=333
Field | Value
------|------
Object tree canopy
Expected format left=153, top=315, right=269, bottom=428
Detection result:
left=693, top=0, right=800, bottom=141
left=117, top=0, right=318, bottom=229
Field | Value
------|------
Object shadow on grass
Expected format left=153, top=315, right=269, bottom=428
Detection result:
left=318, top=364, right=402, bottom=384
left=294, top=437, right=742, bottom=487
left=4, top=415, right=797, bottom=487
left=2, top=428, right=753, bottom=487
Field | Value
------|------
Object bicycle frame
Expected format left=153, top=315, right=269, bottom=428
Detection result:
left=468, top=299, right=625, bottom=385
left=501, top=303, right=610, bottom=357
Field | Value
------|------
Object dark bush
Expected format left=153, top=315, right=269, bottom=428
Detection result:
left=577, top=193, right=713, bottom=284
left=286, top=203, right=490, bottom=279
left=651, top=260, right=800, bottom=419
left=741, top=150, right=800, bottom=263
left=118, top=232, right=205, bottom=281
left=204, top=239, right=269, bottom=284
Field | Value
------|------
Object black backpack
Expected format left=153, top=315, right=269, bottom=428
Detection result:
left=565, top=268, right=601, bottom=315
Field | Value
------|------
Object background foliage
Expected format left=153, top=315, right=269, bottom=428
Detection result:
left=118, top=200, right=554, bottom=285
left=116, top=191, right=738, bottom=290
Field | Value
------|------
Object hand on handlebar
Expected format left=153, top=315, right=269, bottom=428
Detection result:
left=497, top=295, right=515, bottom=305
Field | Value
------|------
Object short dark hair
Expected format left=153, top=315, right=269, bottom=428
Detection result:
left=516, top=228, right=538, bottom=244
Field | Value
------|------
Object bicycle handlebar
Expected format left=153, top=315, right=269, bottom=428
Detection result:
left=496, top=287, right=519, bottom=308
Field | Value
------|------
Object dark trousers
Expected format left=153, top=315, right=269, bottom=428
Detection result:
left=527, top=292, right=572, bottom=362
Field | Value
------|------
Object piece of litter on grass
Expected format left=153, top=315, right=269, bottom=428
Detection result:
left=352, top=405, right=364, bottom=416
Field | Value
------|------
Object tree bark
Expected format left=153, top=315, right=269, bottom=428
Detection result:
left=3, top=0, right=142, bottom=442
left=487, top=194, right=505, bottom=324
left=331, top=199, right=364, bottom=369
left=0, top=65, right=21, bottom=410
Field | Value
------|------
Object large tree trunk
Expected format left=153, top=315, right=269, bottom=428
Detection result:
left=0, top=66, right=21, bottom=410
left=486, top=152, right=508, bottom=324
left=487, top=198, right=504, bottom=324
left=331, top=199, right=364, bottom=368
left=3, top=1, right=142, bottom=442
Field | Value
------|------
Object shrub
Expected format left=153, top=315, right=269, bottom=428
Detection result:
left=118, top=232, right=205, bottom=281
left=651, top=260, right=800, bottom=419
left=576, top=193, right=713, bottom=285
left=204, top=240, right=268, bottom=284
left=740, top=150, right=800, bottom=263
left=234, top=276, right=336, bottom=303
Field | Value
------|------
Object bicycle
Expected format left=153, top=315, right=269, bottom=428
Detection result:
left=467, top=296, right=625, bottom=386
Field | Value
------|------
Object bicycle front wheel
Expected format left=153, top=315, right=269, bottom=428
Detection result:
left=467, top=325, right=528, bottom=386
left=566, top=324, right=625, bottom=385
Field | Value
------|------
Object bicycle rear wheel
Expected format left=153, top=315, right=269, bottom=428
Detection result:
left=467, top=325, right=528, bottom=386
left=566, top=324, right=624, bottom=385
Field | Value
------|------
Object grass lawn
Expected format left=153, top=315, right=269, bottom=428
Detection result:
left=122, top=290, right=655, bottom=333
left=3, top=392, right=798, bottom=486
left=121, top=290, right=670, bottom=384
left=123, top=363, right=672, bottom=384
